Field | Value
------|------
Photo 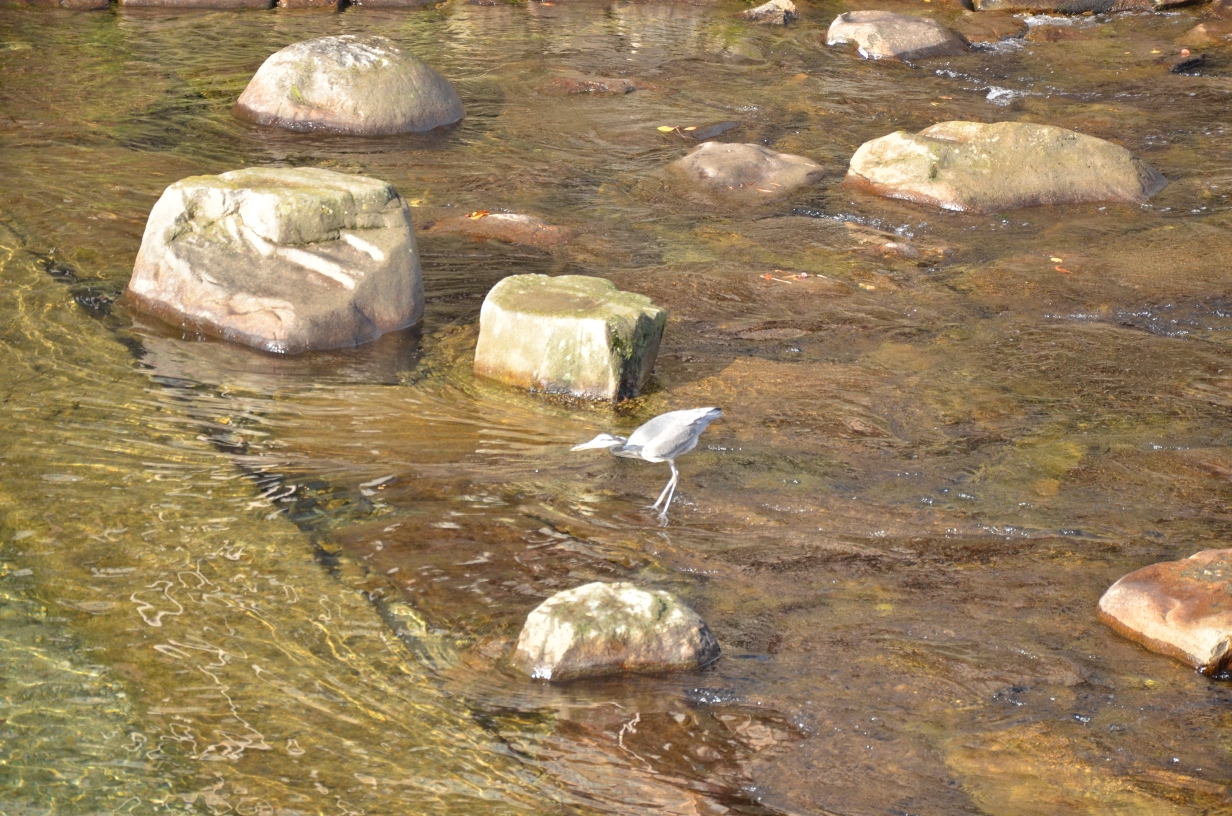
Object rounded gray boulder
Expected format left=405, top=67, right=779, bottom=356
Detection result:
left=127, top=167, right=424, bottom=354
left=234, top=35, right=464, bottom=135
left=827, top=10, right=969, bottom=61
left=513, top=582, right=721, bottom=682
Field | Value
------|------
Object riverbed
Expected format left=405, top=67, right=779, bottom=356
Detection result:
left=1, top=2, right=1231, bottom=813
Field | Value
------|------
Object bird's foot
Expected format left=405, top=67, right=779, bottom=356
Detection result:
left=656, top=509, right=670, bottom=526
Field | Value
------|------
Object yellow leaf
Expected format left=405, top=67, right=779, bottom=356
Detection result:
left=1050, top=256, right=1063, bottom=263
left=656, top=126, right=675, bottom=132
left=466, top=210, right=490, bottom=219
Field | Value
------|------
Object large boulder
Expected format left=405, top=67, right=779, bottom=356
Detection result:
left=666, top=142, right=823, bottom=206
left=234, top=35, right=463, bottom=135
left=846, top=121, right=1167, bottom=213
left=1098, top=549, right=1232, bottom=673
left=512, top=582, right=721, bottom=681
left=826, top=11, right=969, bottom=61
left=474, top=275, right=666, bottom=401
left=127, top=167, right=424, bottom=354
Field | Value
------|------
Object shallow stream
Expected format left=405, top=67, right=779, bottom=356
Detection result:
left=2, top=2, right=1232, bottom=813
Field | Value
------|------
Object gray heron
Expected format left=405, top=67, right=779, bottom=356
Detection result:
left=571, top=407, right=722, bottom=523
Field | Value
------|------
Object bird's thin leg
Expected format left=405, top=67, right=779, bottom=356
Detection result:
left=651, top=461, right=678, bottom=510
left=655, top=463, right=680, bottom=524
left=650, top=463, right=680, bottom=507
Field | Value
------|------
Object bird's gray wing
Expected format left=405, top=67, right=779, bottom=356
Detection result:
left=631, top=407, right=721, bottom=462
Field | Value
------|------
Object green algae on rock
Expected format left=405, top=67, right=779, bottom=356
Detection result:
left=234, top=35, right=463, bottom=135
left=512, top=582, right=721, bottom=681
left=128, top=166, right=424, bottom=354
left=474, top=274, right=666, bottom=401
left=847, top=121, right=1167, bottom=213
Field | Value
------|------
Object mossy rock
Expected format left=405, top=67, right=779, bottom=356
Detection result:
left=474, top=274, right=666, bottom=401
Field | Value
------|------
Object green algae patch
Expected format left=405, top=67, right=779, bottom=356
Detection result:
left=474, top=274, right=667, bottom=401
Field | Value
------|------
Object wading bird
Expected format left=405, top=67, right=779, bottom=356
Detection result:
left=571, top=407, right=722, bottom=524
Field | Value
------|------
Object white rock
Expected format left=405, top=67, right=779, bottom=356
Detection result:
left=128, top=167, right=424, bottom=354
left=513, top=582, right=721, bottom=681
left=235, top=35, right=463, bottom=135
left=827, top=10, right=969, bottom=61
left=473, top=275, right=666, bottom=401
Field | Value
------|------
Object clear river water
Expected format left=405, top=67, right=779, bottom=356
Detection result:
left=1, top=2, right=1232, bottom=813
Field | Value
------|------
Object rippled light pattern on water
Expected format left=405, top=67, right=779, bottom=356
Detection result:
left=2, top=4, right=1232, bottom=814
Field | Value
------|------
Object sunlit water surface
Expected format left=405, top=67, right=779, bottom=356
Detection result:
left=2, top=2, right=1232, bottom=813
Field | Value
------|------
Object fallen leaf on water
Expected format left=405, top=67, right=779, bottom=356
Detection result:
left=1055, top=265, right=1073, bottom=274
left=466, top=210, right=490, bottom=219
left=656, top=125, right=676, bottom=132
left=1050, top=256, right=1063, bottom=263
left=683, top=126, right=697, bottom=132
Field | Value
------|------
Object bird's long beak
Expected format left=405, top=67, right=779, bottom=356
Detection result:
left=571, top=434, right=620, bottom=452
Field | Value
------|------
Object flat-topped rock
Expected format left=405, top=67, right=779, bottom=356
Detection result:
left=513, top=582, right=721, bottom=681
left=740, top=0, right=798, bottom=25
left=1098, top=549, right=1232, bottom=673
left=474, top=275, right=666, bottom=401
left=953, top=11, right=1027, bottom=44
left=119, top=0, right=270, bottom=6
left=667, top=142, right=823, bottom=206
left=128, top=167, right=424, bottom=354
left=827, top=11, right=969, bottom=61
left=426, top=212, right=574, bottom=248
left=974, top=0, right=1184, bottom=11
left=234, top=35, right=463, bottom=135
left=847, top=121, right=1167, bottom=213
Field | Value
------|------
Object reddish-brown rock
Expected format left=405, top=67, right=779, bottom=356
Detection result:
left=1177, top=21, right=1232, bottom=48
left=1098, top=549, right=1232, bottom=673
left=426, top=213, right=574, bottom=248
left=542, top=75, right=638, bottom=96
left=952, top=11, right=1027, bottom=44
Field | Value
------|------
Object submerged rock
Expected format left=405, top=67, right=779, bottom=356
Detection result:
left=513, top=582, right=721, bottom=681
left=1098, top=549, right=1232, bottom=673
left=128, top=167, right=424, bottom=354
left=427, top=212, right=574, bottom=248
left=952, top=11, right=1027, bottom=44
left=234, top=35, right=463, bottom=135
left=667, top=142, right=823, bottom=206
left=474, top=274, right=666, bottom=401
left=826, top=11, right=969, bottom=61
left=118, top=0, right=269, bottom=6
left=847, top=121, right=1167, bottom=213
left=1178, top=21, right=1232, bottom=49
left=542, top=74, right=639, bottom=95
left=975, top=0, right=1186, bottom=11
left=740, top=0, right=798, bottom=25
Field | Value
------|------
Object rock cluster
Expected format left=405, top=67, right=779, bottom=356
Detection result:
left=827, top=11, right=969, bottom=61
left=1098, top=549, right=1232, bottom=673
left=847, top=121, right=1167, bottom=213
left=127, top=167, right=424, bottom=354
left=512, top=582, right=721, bottom=682
left=473, top=274, right=666, bottom=401
left=235, top=35, right=463, bottom=135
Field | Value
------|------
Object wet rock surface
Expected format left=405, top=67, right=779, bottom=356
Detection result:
left=542, top=74, right=640, bottom=95
left=473, top=274, right=666, bottom=400
left=1098, top=549, right=1232, bottom=673
left=427, top=212, right=574, bottom=248
left=512, top=581, right=720, bottom=681
left=847, top=121, right=1167, bottom=213
left=234, top=35, right=463, bottom=135
left=952, top=11, right=1028, bottom=43
left=127, top=167, right=423, bottom=354
left=739, top=0, right=797, bottom=25
left=666, top=141, right=823, bottom=205
left=826, top=10, right=969, bottom=61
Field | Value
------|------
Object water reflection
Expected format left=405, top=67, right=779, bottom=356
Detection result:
left=2, top=1, right=1232, bottom=813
